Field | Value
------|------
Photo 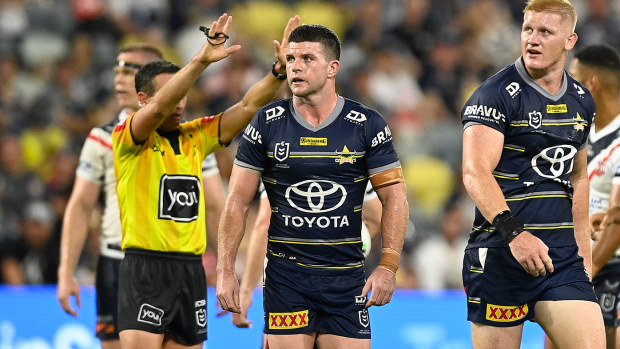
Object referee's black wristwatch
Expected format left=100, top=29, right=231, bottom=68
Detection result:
left=272, top=61, right=287, bottom=80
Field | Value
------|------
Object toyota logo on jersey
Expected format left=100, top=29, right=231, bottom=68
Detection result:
left=531, top=145, right=577, bottom=179
left=285, top=180, right=347, bottom=213
left=159, top=175, right=201, bottom=222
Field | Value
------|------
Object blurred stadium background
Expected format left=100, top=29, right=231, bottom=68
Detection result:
left=0, top=0, right=618, bottom=347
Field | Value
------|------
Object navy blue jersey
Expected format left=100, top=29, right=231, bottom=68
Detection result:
left=461, top=58, right=595, bottom=248
left=235, top=96, right=400, bottom=275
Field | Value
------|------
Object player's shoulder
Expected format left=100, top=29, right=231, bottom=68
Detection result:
left=259, top=98, right=292, bottom=120
left=340, top=96, right=384, bottom=125
left=473, top=63, right=520, bottom=100
left=565, top=72, right=594, bottom=101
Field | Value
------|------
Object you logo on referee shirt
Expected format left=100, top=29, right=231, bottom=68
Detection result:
left=159, top=175, right=201, bottom=222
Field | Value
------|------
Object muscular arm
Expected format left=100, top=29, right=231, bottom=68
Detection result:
left=216, top=165, right=261, bottom=313
left=593, top=204, right=620, bottom=275
left=374, top=183, right=408, bottom=253
left=131, top=14, right=242, bottom=142
left=233, top=195, right=270, bottom=327
left=462, top=125, right=508, bottom=221
left=571, top=149, right=592, bottom=276
left=57, top=176, right=101, bottom=316
left=462, top=124, right=553, bottom=276
left=203, top=171, right=226, bottom=251
left=361, top=180, right=408, bottom=308
left=590, top=168, right=620, bottom=276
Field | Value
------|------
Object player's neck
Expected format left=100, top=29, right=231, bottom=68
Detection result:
left=526, top=65, right=565, bottom=95
left=293, top=92, right=339, bottom=127
left=594, top=97, right=620, bottom=132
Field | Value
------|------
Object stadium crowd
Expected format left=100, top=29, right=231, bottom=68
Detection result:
left=0, top=0, right=618, bottom=289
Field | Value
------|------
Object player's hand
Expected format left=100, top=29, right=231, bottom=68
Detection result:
left=274, top=15, right=301, bottom=69
left=216, top=270, right=241, bottom=314
left=232, top=310, right=252, bottom=328
left=197, top=13, right=241, bottom=65
left=508, top=231, right=554, bottom=277
left=590, top=212, right=605, bottom=239
left=57, top=273, right=81, bottom=316
left=360, top=267, right=396, bottom=308
left=231, top=288, right=254, bottom=328
left=600, top=205, right=620, bottom=228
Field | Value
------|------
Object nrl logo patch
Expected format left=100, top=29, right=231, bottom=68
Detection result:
left=358, top=309, right=369, bottom=328
left=274, top=141, right=290, bottom=162
left=528, top=111, right=542, bottom=129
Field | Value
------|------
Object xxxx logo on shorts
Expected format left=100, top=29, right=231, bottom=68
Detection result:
left=268, top=310, right=309, bottom=329
left=486, top=303, right=528, bottom=322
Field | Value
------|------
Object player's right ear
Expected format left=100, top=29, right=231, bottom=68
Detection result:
left=137, top=91, right=147, bottom=107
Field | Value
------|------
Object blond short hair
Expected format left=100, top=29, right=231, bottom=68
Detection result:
left=524, top=0, right=577, bottom=32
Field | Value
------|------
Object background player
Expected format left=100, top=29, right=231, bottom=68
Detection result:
left=569, top=44, right=620, bottom=348
left=57, top=43, right=163, bottom=348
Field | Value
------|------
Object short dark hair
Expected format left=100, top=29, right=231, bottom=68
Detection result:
left=135, top=60, right=180, bottom=95
left=289, top=24, right=341, bottom=61
left=574, top=44, right=620, bottom=72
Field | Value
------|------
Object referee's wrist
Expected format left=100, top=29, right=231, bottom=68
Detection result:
left=493, top=210, right=524, bottom=244
left=271, top=61, right=287, bottom=80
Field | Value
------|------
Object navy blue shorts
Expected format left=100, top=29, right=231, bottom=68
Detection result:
left=117, top=249, right=207, bottom=345
left=95, top=255, right=122, bottom=340
left=263, top=259, right=371, bottom=338
left=592, top=259, right=620, bottom=327
left=463, top=245, right=597, bottom=327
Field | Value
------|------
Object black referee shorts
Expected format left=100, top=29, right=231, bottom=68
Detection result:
left=117, top=248, right=207, bottom=345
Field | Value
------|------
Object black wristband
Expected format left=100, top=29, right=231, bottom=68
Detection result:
left=271, top=61, right=287, bottom=80
left=493, top=210, right=524, bottom=244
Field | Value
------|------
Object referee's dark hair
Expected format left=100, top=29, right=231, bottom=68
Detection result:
left=289, top=24, right=341, bottom=61
left=135, top=60, right=181, bottom=95
left=574, top=44, right=620, bottom=72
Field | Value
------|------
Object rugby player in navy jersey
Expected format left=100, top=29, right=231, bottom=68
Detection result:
left=461, top=0, right=604, bottom=348
left=569, top=44, right=620, bottom=349
left=216, top=24, right=409, bottom=349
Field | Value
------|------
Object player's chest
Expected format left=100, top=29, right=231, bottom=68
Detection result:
left=263, top=120, right=367, bottom=174
left=508, top=96, right=588, bottom=149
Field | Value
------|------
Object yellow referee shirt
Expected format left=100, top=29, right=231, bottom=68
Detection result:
left=112, top=113, right=222, bottom=254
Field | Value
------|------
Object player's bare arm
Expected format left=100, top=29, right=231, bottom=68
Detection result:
left=571, top=149, right=593, bottom=276
left=57, top=176, right=101, bottom=316
left=218, top=15, right=300, bottom=144
left=232, top=196, right=270, bottom=328
left=463, top=124, right=553, bottom=277
left=131, top=14, right=241, bottom=143
left=361, top=169, right=408, bottom=308
left=216, top=165, right=262, bottom=314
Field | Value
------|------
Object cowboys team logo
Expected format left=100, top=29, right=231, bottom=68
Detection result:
left=528, top=111, right=542, bottom=129
left=274, top=141, right=290, bottom=162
